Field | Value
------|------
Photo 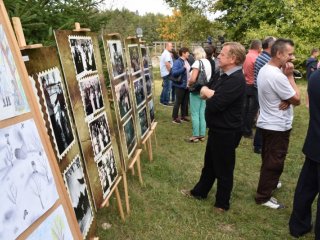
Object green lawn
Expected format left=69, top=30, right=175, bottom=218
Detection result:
left=96, top=74, right=316, bottom=240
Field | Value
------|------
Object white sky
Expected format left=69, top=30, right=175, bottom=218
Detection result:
left=105, top=0, right=173, bottom=16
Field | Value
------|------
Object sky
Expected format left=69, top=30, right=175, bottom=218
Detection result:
left=105, top=0, right=173, bottom=16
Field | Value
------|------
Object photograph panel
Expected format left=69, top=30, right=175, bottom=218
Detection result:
left=123, top=116, right=137, bottom=158
left=107, top=40, right=125, bottom=79
left=128, top=45, right=141, bottom=75
left=148, top=99, right=155, bottom=123
left=145, top=73, right=152, bottom=97
left=140, top=46, right=149, bottom=69
left=133, top=77, right=145, bottom=108
left=138, top=106, right=149, bottom=139
left=115, top=80, right=131, bottom=120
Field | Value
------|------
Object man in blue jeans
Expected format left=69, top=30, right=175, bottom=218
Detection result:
left=160, top=42, right=173, bottom=106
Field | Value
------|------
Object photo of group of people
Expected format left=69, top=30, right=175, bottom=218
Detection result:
left=138, top=107, right=149, bottom=138
left=108, top=40, right=125, bottom=79
left=115, top=80, right=132, bottom=120
left=88, top=112, right=111, bottom=160
left=123, top=116, right=137, bottom=157
left=79, top=75, right=104, bottom=120
left=39, top=68, right=75, bottom=159
left=96, top=147, right=118, bottom=198
left=144, top=73, right=152, bottom=97
left=128, top=45, right=141, bottom=74
left=133, top=78, right=145, bottom=108
left=69, top=36, right=97, bottom=80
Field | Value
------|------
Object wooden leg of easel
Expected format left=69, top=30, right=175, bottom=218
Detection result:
left=147, top=137, right=153, bottom=161
left=131, top=165, right=135, bottom=175
left=122, top=172, right=130, bottom=215
left=153, top=128, right=158, bottom=148
left=105, top=200, right=110, bottom=207
left=136, top=155, right=143, bottom=184
left=115, top=186, right=125, bottom=222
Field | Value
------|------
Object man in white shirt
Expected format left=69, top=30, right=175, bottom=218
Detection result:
left=255, top=38, right=300, bottom=209
left=160, top=42, right=173, bottom=106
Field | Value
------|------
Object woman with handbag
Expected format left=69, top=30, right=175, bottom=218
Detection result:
left=171, top=47, right=191, bottom=124
left=187, top=47, right=212, bottom=142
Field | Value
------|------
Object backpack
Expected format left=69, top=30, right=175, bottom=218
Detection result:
left=189, top=60, right=207, bottom=92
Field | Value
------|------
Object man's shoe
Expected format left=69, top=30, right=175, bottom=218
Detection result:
left=214, top=207, right=226, bottom=213
left=180, top=189, right=203, bottom=200
left=172, top=118, right=182, bottom=124
left=261, top=197, right=285, bottom=209
left=181, top=117, right=190, bottom=122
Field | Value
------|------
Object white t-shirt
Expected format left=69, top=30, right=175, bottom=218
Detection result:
left=257, top=64, right=296, bottom=131
left=191, top=59, right=212, bottom=81
left=160, top=49, right=173, bottom=77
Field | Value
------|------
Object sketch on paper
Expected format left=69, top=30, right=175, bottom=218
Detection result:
left=123, top=116, right=137, bottom=157
left=79, top=74, right=104, bottom=120
left=148, top=99, right=155, bottom=123
left=128, top=45, right=140, bottom=74
left=64, top=156, right=93, bottom=238
left=138, top=106, right=149, bottom=139
left=88, top=112, right=111, bottom=160
left=68, top=36, right=97, bottom=80
left=38, top=67, right=75, bottom=159
left=141, top=46, right=149, bottom=69
left=0, top=119, right=59, bottom=240
left=27, top=205, right=73, bottom=240
left=97, top=147, right=118, bottom=199
left=107, top=40, right=125, bottom=79
left=145, top=73, right=152, bottom=97
left=133, top=77, right=145, bottom=108
left=115, top=80, right=131, bottom=120
left=0, top=24, right=29, bottom=120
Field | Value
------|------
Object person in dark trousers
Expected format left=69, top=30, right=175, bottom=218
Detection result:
left=289, top=69, right=320, bottom=240
left=181, top=42, right=246, bottom=212
left=306, top=48, right=319, bottom=81
left=171, top=47, right=190, bottom=124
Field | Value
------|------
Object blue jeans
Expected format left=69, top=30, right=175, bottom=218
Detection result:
left=160, top=75, right=171, bottom=104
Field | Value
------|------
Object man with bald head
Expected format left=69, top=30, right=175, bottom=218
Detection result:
left=160, top=42, right=173, bottom=106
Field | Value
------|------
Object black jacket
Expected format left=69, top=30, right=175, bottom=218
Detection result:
left=205, top=69, right=246, bottom=131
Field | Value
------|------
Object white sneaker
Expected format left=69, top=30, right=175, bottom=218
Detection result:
left=261, top=197, right=285, bottom=209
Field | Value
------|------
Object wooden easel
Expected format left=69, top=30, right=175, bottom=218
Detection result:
left=142, top=121, right=158, bottom=161
left=128, top=148, right=143, bottom=184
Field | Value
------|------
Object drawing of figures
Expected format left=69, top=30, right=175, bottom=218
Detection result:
left=0, top=119, right=58, bottom=240
left=115, top=80, right=132, bottom=120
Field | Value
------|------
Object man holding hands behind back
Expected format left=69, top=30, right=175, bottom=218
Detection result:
left=181, top=42, right=246, bottom=212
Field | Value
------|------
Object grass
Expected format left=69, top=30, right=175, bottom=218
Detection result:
left=96, top=71, right=315, bottom=240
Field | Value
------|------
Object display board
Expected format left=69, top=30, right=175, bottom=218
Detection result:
left=102, top=34, right=139, bottom=170
left=54, top=30, right=121, bottom=210
left=0, top=1, right=81, bottom=239
left=21, top=46, right=95, bottom=238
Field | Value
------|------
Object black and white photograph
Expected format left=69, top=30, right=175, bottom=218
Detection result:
left=141, top=46, right=149, bottom=69
left=64, top=155, right=93, bottom=238
left=79, top=74, right=104, bottom=120
left=38, top=68, right=75, bottom=159
left=88, top=112, right=111, bottom=160
left=108, top=40, right=125, bottom=79
left=69, top=36, right=97, bottom=80
left=123, top=116, right=137, bottom=157
left=128, top=45, right=141, bottom=75
left=133, top=77, right=145, bottom=108
left=115, top=80, right=131, bottom=120
left=0, top=119, right=59, bottom=240
left=97, top=147, right=118, bottom=199
left=138, top=106, right=149, bottom=139
left=145, top=73, right=152, bottom=97
left=148, top=99, right=155, bottom=123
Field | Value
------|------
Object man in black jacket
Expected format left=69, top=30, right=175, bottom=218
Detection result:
left=181, top=42, right=246, bottom=212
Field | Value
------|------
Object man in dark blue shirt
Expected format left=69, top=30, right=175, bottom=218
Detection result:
left=289, top=69, right=320, bottom=239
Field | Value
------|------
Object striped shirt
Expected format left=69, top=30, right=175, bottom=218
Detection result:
left=254, top=51, right=271, bottom=88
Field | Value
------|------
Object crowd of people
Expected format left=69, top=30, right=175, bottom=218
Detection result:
left=159, top=39, right=319, bottom=239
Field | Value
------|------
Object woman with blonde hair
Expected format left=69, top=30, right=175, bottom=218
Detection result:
left=186, top=46, right=212, bottom=142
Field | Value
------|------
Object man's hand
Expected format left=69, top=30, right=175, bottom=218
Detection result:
left=200, top=86, right=215, bottom=100
left=282, top=62, right=294, bottom=77
left=279, top=100, right=290, bottom=110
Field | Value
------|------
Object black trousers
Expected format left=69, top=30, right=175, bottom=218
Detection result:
left=172, top=87, right=188, bottom=119
left=289, top=157, right=320, bottom=239
left=255, top=129, right=291, bottom=203
left=242, top=85, right=259, bottom=136
left=191, top=129, right=242, bottom=210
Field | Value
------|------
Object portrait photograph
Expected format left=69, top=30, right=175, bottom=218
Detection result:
left=141, top=46, right=149, bottom=69
left=115, top=80, right=132, bottom=120
left=128, top=45, right=141, bottom=75
left=68, top=36, right=97, bottom=80
left=64, top=156, right=93, bottom=239
left=38, top=67, right=75, bottom=159
left=79, top=74, right=104, bottom=120
left=0, top=119, right=59, bottom=240
left=148, top=99, right=155, bottom=123
left=138, top=106, right=149, bottom=138
left=88, top=112, right=111, bottom=160
left=0, top=24, right=29, bottom=120
left=123, top=116, right=137, bottom=157
left=108, top=40, right=125, bottom=79
left=133, top=77, right=145, bottom=108
left=145, top=73, right=152, bottom=97
left=97, top=147, right=118, bottom=199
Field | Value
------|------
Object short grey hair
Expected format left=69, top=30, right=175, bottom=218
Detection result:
left=193, top=47, right=206, bottom=60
